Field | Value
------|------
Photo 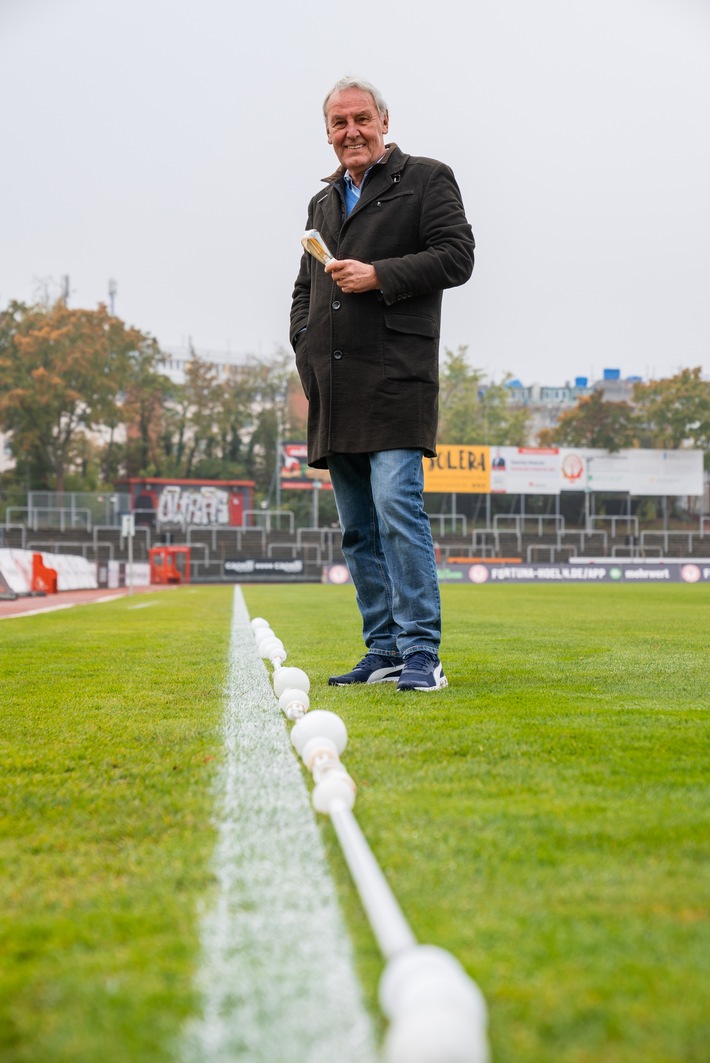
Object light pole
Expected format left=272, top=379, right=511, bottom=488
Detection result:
left=585, top=455, right=595, bottom=533
left=312, top=480, right=321, bottom=528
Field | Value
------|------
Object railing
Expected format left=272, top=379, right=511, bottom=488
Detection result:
left=470, top=530, right=496, bottom=558
left=579, top=528, right=609, bottom=552
left=527, top=544, right=557, bottom=562
left=6, top=507, right=29, bottom=526
left=7, top=506, right=93, bottom=532
left=0, top=523, right=27, bottom=548
left=188, top=527, right=266, bottom=554
left=185, top=541, right=210, bottom=566
left=428, top=514, right=467, bottom=536
left=610, top=543, right=663, bottom=559
left=244, top=509, right=295, bottom=534
left=639, top=530, right=698, bottom=554
left=591, top=515, right=639, bottom=537
left=493, top=513, right=565, bottom=536
left=187, top=525, right=220, bottom=552
left=92, top=524, right=151, bottom=558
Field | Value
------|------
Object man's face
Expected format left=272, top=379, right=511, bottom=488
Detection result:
left=325, top=88, right=389, bottom=185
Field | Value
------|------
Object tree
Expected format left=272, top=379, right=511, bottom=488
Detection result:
left=438, top=346, right=529, bottom=445
left=0, top=300, right=160, bottom=491
left=157, top=352, right=223, bottom=478
left=244, top=352, right=298, bottom=493
left=538, top=389, right=639, bottom=450
left=106, top=332, right=170, bottom=481
left=633, top=367, right=710, bottom=454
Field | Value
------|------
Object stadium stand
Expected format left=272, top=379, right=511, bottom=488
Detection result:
left=3, top=494, right=710, bottom=584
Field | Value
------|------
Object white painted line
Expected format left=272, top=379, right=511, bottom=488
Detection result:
left=0, top=602, right=76, bottom=619
left=0, top=592, right=125, bottom=620
left=127, top=601, right=158, bottom=610
left=180, top=586, right=377, bottom=1063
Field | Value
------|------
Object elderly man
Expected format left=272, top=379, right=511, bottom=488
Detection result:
left=290, top=76, right=474, bottom=691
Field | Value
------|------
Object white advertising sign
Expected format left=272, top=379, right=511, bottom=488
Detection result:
left=585, top=449, right=703, bottom=495
left=489, top=447, right=703, bottom=496
left=489, top=447, right=562, bottom=494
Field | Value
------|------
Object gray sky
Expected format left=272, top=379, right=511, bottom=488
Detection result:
left=1, top=0, right=709, bottom=386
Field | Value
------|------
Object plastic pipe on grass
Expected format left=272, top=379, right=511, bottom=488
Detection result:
left=262, top=624, right=490, bottom=1062
left=293, top=711, right=490, bottom=1063
left=328, top=796, right=416, bottom=959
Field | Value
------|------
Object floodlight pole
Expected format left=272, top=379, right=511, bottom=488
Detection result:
left=585, top=455, right=594, bottom=534
left=122, top=513, right=135, bottom=596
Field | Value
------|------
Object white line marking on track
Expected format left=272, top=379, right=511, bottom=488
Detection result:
left=0, top=602, right=75, bottom=619
left=0, top=592, right=126, bottom=620
left=179, top=586, right=377, bottom=1063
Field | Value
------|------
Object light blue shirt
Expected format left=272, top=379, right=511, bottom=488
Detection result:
left=343, top=171, right=362, bottom=217
left=343, top=154, right=386, bottom=216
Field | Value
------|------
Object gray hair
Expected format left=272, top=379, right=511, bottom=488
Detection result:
left=322, top=77, right=388, bottom=123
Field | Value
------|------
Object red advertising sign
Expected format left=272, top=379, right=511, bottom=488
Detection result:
left=127, top=478, right=254, bottom=527
left=280, top=442, right=332, bottom=490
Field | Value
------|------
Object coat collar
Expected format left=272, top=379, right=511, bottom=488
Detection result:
left=320, top=143, right=403, bottom=189
left=319, top=145, right=409, bottom=230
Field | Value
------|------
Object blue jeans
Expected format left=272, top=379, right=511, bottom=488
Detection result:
left=327, top=449, right=441, bottom=659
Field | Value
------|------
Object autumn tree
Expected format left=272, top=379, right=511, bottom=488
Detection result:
left=537, top=389, right=639, bottom=451
left=0, top=300, right=161, bottom=490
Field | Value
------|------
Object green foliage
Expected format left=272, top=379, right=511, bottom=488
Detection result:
left=634, top=367, right=710, bottom=453
left=438, top=347, right=529, bottom=445
left=119, top=336, right=173, bottom=480
left=0, top=301, right=163, bottom=491
left=540, top=368, right=710, bottom=458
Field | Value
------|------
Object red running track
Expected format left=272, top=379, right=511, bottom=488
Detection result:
left=0, top=584, right=174, bottom=620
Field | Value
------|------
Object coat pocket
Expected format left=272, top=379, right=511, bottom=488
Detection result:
left=383, top=312, right=439, bottom=383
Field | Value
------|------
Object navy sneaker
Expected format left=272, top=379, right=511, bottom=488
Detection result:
left=329, top=652, right=405, bottom=686
left=397, top=651, right=448, bottom=692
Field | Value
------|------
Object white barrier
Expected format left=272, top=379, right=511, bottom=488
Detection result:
left=0, top=548, right=98, bottom=594
left=0, top=549, right=33, bottom=594
left=254, top=616, right=491, bottom=1063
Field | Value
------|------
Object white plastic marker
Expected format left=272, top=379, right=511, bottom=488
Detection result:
left=273, top=665, right=311, bottom=699
left=290, top=709, right=490, bottom=1063
left=179, top=588, right=376, bottom=1063
left=278, top=687, right=310, bottom=720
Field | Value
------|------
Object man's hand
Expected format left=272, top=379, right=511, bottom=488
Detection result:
left=325, top=258, right=381, bottom=294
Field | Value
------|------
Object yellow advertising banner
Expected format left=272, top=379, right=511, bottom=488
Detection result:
left=423, top=445, right=490, bottom=493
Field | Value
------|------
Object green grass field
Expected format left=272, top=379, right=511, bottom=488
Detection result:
left=1, top=582, right=708, bottom=1062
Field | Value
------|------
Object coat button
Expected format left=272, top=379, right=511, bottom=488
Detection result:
left=333, top=349, right=343, bottom=360
left=332, top=300, right=341, bottom=310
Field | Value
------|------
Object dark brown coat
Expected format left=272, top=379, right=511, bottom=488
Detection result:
left=290, top=144, right=475, bottom=468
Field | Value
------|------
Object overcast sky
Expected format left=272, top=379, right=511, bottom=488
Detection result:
left=1, top=0, right=709, bottom=387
